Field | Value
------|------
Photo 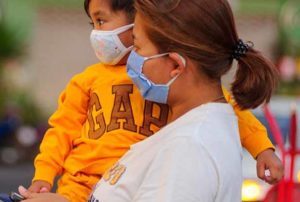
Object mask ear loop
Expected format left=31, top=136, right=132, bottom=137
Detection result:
left=114, top=24, right=134, bottom=35
left=110, top=24, right=134, bottom=65
left=145, top=53, right=169, bottom=61
left=178, top=54, right=186, bottom=67
left=166, top=54, right=186, bottom=86
left=166, top=74, right=180, bottom=86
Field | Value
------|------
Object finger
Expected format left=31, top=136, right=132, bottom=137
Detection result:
left=275, top=164, right=285, bottom=180
left=28, top=185, right=40, bottom=193
left=265, top=180, right=276, bottom=185
left=40, top=187, right=50, bottom=193
left=264, top=176, right=277, bottom=185
left=21, top=193, right=40, bottom=201
left=268, top=175, right=282, bottom=184
left=268, top=167, right=283, bottom=183
left=256, top=162, right=266, bottom=180
left=19, top=186, right=33, bottom=199
left=264, top=168, right=277, bottom=184
left=21, top=199, right=36, bottom=202
left=264, top=170, right=282, bottom=184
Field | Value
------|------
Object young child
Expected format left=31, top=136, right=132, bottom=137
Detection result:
left=23, top=0, right=283, bottom=201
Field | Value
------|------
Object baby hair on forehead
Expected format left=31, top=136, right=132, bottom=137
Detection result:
left=84, top=0, right=135, bottom=21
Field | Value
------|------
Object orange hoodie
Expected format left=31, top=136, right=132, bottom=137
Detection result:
left=33, top=63, right=274, bottom=188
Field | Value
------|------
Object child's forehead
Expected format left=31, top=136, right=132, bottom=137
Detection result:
left=89, top=0, right=113, bottom=15
left=89, top=0, right=131, bottom=17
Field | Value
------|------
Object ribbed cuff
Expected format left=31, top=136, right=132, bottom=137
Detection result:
left=243, top=130, right=275, bottom=159
left=32, top=163, right=58, bottom=186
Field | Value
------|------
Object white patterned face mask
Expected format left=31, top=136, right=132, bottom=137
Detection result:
left=90, top=24, right=134, bottom=65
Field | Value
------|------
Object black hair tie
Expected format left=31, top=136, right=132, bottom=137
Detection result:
left=232, top=39, right=254, bottom=60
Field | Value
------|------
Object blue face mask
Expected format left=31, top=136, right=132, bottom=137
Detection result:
left=126, top=50, right=183, bottom=104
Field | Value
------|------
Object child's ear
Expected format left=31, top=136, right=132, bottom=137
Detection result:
left=168, top=52, right=186, bottom=77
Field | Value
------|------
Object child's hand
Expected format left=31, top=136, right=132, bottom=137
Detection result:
left=27, top=180, right=51, bottom=193
left=19, top=185, right=31, bottom=199
left=19, top=185, right=68, bottom=202
left=256, top=149, right=284, bottom=184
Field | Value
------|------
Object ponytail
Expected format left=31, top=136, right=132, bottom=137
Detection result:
left=231, top=49, right=278, bottom=110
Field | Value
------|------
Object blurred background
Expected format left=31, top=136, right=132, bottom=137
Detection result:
left=0, top=0, right=299, bottom=201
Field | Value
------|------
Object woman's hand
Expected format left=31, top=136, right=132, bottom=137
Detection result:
left=256, top=149, right=284, bottom=184
left=19, top=186, right=69, bottom=202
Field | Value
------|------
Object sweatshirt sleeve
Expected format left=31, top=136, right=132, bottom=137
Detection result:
left=222, top=87, right=275, bottom=158
left=33, top=72, right=90, bottom=185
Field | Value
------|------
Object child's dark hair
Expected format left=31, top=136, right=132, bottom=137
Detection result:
left=84, top=0, right=135, bottom=20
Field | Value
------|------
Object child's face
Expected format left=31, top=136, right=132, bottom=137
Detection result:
left=89, top=0, right=133, bottom=64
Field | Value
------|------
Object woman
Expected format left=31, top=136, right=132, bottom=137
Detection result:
left=20, top=0, right=278, bottom=201
left=88, top=0, right=278, bottom=201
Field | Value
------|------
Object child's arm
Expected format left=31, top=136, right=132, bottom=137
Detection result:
left=223, top=88, right=283, bottom=184
left=223, top=87, right=274, bottom=157
left=31, top=72, right=90, bottom=191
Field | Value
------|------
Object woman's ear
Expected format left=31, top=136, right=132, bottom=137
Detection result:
left=168, top=52, right=187, bottom=77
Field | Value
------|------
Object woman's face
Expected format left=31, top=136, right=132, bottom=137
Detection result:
left=132, top=14, right=176, bottom=85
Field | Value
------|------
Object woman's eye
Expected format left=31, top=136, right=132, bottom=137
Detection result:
left=132, top=46, right=139, bottom=51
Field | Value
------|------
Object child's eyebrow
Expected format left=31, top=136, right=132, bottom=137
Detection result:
left=91, top=10, right=107, bottom=18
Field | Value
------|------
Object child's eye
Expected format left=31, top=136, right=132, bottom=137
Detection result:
left=89, top=19, right=105, bottom=29
left=89, top=21, right=95, bottom=28
left=96, top=19, right=105, bottom=26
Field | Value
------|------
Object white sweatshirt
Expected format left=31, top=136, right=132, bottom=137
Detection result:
left=89, top=103, right=243, bottom=202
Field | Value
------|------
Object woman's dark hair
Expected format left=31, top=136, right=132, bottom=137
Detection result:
left=135, top=0, right=278, bottom=110
left=84, top=0, right=135, bottom=20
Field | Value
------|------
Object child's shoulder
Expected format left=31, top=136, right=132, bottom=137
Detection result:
left=67, top=63, right=105, bottom=86
left=74, top=63, right=108, bottom=79
left=69, top=63, right=126, bottom=85
left=82, top=63, right=126, bottom=74
left=82, top=63, right=107, bottom=73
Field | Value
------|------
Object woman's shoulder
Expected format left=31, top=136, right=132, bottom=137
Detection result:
left=160, top=105, right=242, bottom=158
left=167, top=103, right=238, bottom=137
